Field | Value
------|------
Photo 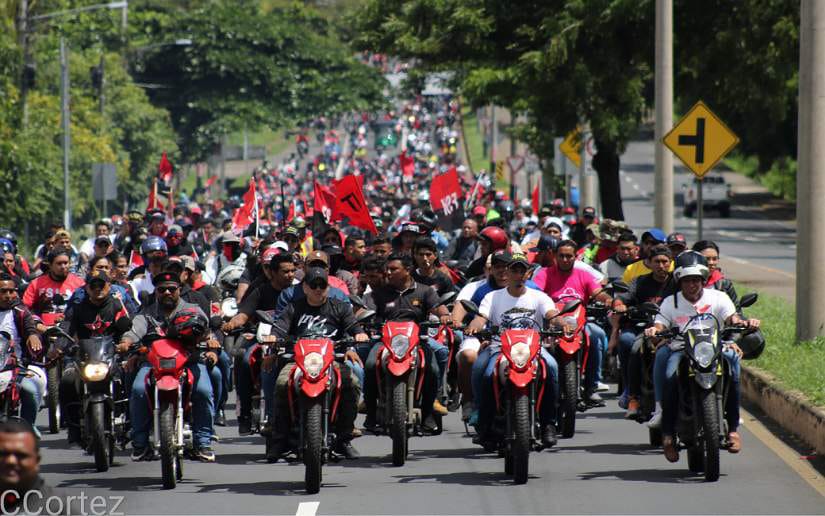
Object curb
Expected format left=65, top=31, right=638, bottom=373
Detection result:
left=740, top=365, right=825, bottom=455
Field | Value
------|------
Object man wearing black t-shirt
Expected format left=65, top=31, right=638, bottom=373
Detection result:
left=222, top=253, right=296, bottom=434
left=412, top=237, right=454, bottom=296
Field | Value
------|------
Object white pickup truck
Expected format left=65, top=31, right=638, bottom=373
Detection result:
left=681, top=175, right=732, bottom=218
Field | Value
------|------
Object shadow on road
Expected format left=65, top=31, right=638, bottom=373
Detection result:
left=578, top=468, right=714, bottom=483
left=196, top=480, right=345, bottom=495
left=54, top=475, right=167, bottom=491
left=393, top=470, right=518, bottom=487
left=557, top=442, right=661, bottom=456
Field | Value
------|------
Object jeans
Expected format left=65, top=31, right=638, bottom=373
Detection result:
left=363, top=340, right=438, bottom=420
left=427, top=338, right=449, bottom=393
left=235, top=338, right=257, bottom=419
left=585, top=322, right=608, bottom=390
left=130, top=362, right=215, bottom=449
left=617, top=330, right=639, bottom=396
left=20, top=366, right=46, bottom=426
left=209, top=350, right=231, bottom=412
left=476, top=345, right=559, bottom=435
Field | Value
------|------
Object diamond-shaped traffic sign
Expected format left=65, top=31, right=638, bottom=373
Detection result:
left=559, top=130, right=582, bottom=168
left=663, top=101, right=739, bottom=178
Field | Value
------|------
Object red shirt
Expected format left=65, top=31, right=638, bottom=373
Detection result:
left=22, top=273, right=85, bottom=317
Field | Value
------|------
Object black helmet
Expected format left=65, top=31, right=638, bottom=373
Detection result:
left=739, top=329, right=766, bottom=360
left=673, top=250, right=709, bottom=282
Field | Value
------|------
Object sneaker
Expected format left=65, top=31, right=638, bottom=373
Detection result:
left=617, top=393, right=629, bottom=410
left=647, top=410, right=662, bottom=429
left=237, top=416, right=252, bottom=436
left=351, top=427, right=363, bottom=438
left=131, top=446, right=153, bottom=462
left=662, top=435, right=679, bottom=463
left=266, top=438, right=287, bottom=463
left=214, top=409, right=226, bottom=427
left=541, top=424, right=558, bottom=448
left=596, top=381, right=609, bottom=392
left=194, top=447, right=216, bottom=462
left=727, top=432, right=741, bottom=453
left=625, top=398, right=640, bottom=419
left=334, top=440, right=360, bottom=460
left=432, top=399, right=449, bottom=416
left=461, top=403, right=473, bottom=422
left=586, top=391, right=605, bottom=407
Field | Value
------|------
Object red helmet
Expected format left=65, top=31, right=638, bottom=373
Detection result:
left=478, top=226, right=509, bottom=251
left=169, top=307, right=208, bottom=340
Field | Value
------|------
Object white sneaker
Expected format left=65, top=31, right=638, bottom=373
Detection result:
left=647, top=411, right=662, bottom=429
left=596, top=381, right=609, bottom=392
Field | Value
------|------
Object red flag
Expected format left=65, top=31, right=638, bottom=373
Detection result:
left=158, top=152, right=173, bottom=184
left=532, top=183, right=540, bottom=214
left=128, top=250, right=144, bottom=273
left=429, top=167, right=462, bottom=216
left=332, top=175, right=378, bottom=234
left=205, top=175, right=218, bottom=188
left=231, top=179, right=257, bottom=231
left=314, top=181, right=336, bottom=224
left=400, top=150, right=415, bottom=178
left=147, top=178, right=164, bottom=211
left=286, top=201, right=295, bottom=223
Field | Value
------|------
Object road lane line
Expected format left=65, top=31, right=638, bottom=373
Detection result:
left=741, top=408, right=825, bottom=498
left=726, top=256, right=796, bottom=279
left=296, top=501, right=320, bottom=516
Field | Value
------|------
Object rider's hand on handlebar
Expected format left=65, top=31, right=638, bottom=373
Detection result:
left=207, top=338, right=221, bottom=350
left=115, top=341, right=131, bottom=354
left=205, top=351, right=218, bottom=366
left=745, top=318, right=761, bottom=330
left=345, top=349, right=363, bottom=367
left=612, top=301, right=627, bottom=313
left=26, top=335, right=42, bottom=354
left=644, top=327, right=659, bottom=338
left=221, top=321, right=237, bottom=333
left=726, top=342, right=744, bottom=359
left=262, top=354, right=276, bottom=373
left=439, top=314, right=452, bottom=326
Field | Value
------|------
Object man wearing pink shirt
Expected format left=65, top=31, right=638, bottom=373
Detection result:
left=541, top=239, right=625, bottom=405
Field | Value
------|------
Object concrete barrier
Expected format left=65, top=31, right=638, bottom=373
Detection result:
left=740, top=365, right=825, bottom=455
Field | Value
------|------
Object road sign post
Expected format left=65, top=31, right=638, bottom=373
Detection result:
left=663, top=101, right=739, bottom=241
left=697, top=178, right=704, bottom=241
left=92, top=163, right=118, bottom=217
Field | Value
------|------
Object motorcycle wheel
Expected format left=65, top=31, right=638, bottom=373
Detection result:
left=47, top=365, right=60, bottom=434
left=390, top=377, right=408, bottom=467
left=649, top=427, right=663, bottom=448
left=159, top=400, right=177, bottom=490
left=559, top=358, right=578, bottom=438
left=511, top=393, right=531, bottom=485
left=700, top=389, right=721, bottom=482
left=303, top=398, right=323, bottom=495
left=89, top=403, right=109, bottom=472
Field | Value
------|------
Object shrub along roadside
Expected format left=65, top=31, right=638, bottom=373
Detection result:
left=734, top=283, right=825, bottom=407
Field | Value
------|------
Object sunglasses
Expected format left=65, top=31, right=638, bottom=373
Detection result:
left=0, top=288, right=15, bottom=294
left=307, top=281, right=328, bottom=290
left=88, top=282, right=108, bottom=290
left=156, top=285, right=179, bottom=294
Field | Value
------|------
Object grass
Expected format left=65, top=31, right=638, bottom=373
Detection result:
left=461, top=104, right=486, bottom=175
left=734, top=282, right=825, bottom=407
left=724, top=152, right=797, bottom=201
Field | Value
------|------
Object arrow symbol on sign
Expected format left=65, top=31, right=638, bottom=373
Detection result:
left=678, top=117, right=706, bottom=164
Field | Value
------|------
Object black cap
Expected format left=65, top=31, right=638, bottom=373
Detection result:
left=94, top=236, right=110, bottom=246
left=321, top=244, right=343, bottom=256
left=508, top=252, right=530, bottom=268
left=529, top=235, right=559, bottom=252
left=304, top=267, right=329, bottom=288
left=152, top=271, right=181, bottom=287
left=86, top=271, right=110, bottom=285
left=582, top=206, right=596, bottom=217
left=666, top=232, right=687, bottom=248
left=490, top=249, right=512, bottom=265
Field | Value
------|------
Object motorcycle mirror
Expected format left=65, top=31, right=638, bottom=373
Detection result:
left=354, top=309, right=376, bottom=324
left=559, top=299, right=582, bottom=316
left=437, top=291, right=457, bottom=307
left=460, top=300, right=481, bottom=317
left=738, top=293, right=758, bottom=309
left=610, top=281, right=630, bottom=294
left=255, top=310, right=275, bottom=325
left=114, top=317, right=132, bottom=333
left=640, top=302, right=660, bottom=315
left=209, top=316, right=223, bottom=330
left=349, top=295, right=366, bottom=309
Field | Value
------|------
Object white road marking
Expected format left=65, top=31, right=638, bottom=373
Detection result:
left=296, top=502, right=320, bottom=516
left=632, top=183, right=640, bottom=191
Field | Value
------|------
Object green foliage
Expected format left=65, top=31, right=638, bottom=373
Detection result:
left=460, top=104, right=485, bottom=174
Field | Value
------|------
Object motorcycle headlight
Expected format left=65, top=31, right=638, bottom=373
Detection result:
left=221, top=298, right=238, bottom=318
left=303, top=352, right=324, bottom=378
left=159, top=358, right=177, bottom=370
left=391, top=335, right=411, bottom=359
left=81, top=363, right=109, bottom=382
left=694, top=341, right=716, bottom=369
left=509, top=342, right=531, bottom=369
left=563, top=315, right=578, bottom=328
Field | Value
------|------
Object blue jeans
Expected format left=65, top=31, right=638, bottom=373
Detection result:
left=130, top=362, right=215, bottom=449
left=585, top=322, right=608, bottom=390
left=427, top=338, right=449, bottom=392
left=618, top=330, right=639, bottom=395
left=209, top=350, right=231, bottom=412
left=476, top=345, right=558, bottom=434
left=235, top=339, right=257, bottom=418
left=20, top=368, right=46, bottom=426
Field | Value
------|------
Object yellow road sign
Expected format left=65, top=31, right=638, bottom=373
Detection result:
left=559, top=130, right=582, bottom=168
left=663, top=101, right=739, bottom=178
left=494, top=160, right=507, bottom=189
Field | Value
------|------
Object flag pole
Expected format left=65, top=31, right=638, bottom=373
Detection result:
left=253, top=177, right=259, bottom=239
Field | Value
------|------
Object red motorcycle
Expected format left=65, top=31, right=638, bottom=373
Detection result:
left=549, top=298, right=589, bottom=438
left=0, top=332, right=44, bottom=420
left=256, top=309, right=374, bottom=494
left=461, top=299, right=580, bottom=484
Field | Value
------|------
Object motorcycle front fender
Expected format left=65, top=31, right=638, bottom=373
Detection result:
left=507, top=366, right=536, bottom=390
left=386, top=356, right=414, bottom=377
left=557, top=338, right=580, bottom=355
left=300, top=377, right=329, bottom=399
left=156, top=375, right=180, bottom=392
left=694, top=371, right=718, bottom=390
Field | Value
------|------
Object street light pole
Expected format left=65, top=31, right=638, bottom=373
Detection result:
left=796, top=0, right=825, bottom=341
left=654, top=0, right=674, bottom=234
left=60, top=37, right=71, bottom=230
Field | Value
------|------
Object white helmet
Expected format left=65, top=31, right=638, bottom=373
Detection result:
left=217, top=264, right=245, bottom=292
left=673, top=251, right=709, bottom=282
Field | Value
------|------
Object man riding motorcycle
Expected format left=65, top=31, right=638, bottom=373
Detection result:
left=119, top=272, right=219, bottom=462
left=266, top=267, right=368, bottom=461
left=23, top=248, right=85, bottom=321
left=465, top=251, right=561, bottom=448
left=643, top=251, right=760, bottom=462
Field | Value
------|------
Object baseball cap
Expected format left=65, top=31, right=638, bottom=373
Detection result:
left=641, top=228, right=667, bottom=243
left=399, top=222, right=422, bottom=235
left=529, top=235, right=560, bottom=252
left=152, top=271, right=181, bottom=286
left=179, top=255, right=197, bottom=272
left=490, top=249, right=512, bottom=265
left=283, top=226, right=301, bottom=239
left=304, top=267, right=329, bottom=288
left=666, top=232, right=687, bottom=248
left=582, top=207, right=597, bottom=218
left=508, top=252, right=530, bottom=268
left=539, top=206, right=552, bottom=217
left=86, top=271, right=110, bottom=285
left=306, top=250, right=330, bottom=267
left=322, top=244, right=343, bottom=256
left=167, top=224, right=183, bottom=236
left=472, top=206, right=488, bottom=216
left=221, top=230, right=241, bottom=244
left=94, top=236, right=110, bottom=246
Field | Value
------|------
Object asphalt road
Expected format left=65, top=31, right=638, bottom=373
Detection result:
left=618, top=140, right=797, bottom=283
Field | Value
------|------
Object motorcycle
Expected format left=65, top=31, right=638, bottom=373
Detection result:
left=256, top=309, right=375, bottom=494
left=41, top=294, right=68, bottom=434
left=0, top=332, right=44, bottom=421
left=373, top=292, right=456, bottom=467
left=547, top=297, right=588, bottom=438
left=460, top=299, right=581, bottom=484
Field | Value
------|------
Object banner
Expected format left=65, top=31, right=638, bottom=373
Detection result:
left=158, top=152, right=173, bottom=184
left=231, top=179, right=257, bottom=231
left=332, top=175, right=378, bottom=234
left=429, top=167, right=464, bottom=231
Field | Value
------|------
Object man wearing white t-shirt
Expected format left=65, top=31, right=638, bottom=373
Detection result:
left=466, top=251, right=561, bottom=449
left=645, top=251, right=760, bottom=463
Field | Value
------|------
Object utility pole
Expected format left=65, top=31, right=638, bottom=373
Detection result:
left=60, top=37, right=71, bottom=230
left=18, top=0, right=31, bottom=128
left=796, top=0, right=825, bottom=341
left=509, top=116, right=517, bottom=200
left=654, top=0, right=674, bottom=233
